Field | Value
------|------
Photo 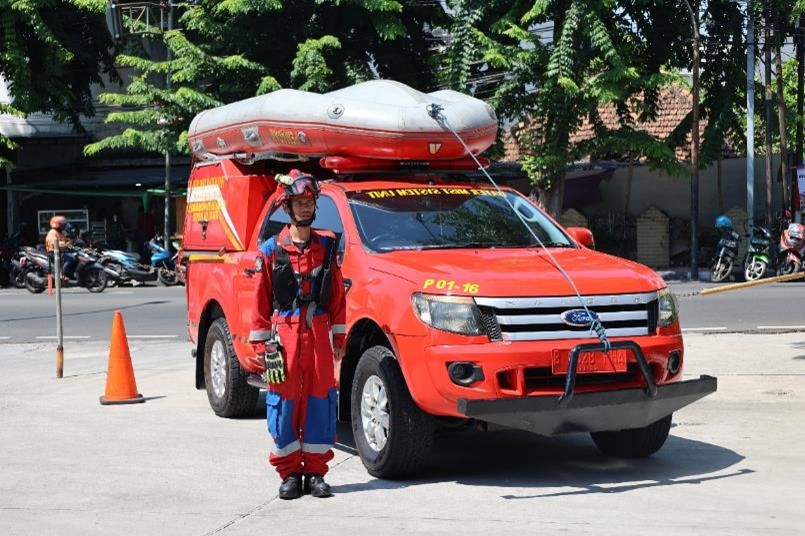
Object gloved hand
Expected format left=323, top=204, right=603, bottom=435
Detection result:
left=262, top=345, right=285, bottom=384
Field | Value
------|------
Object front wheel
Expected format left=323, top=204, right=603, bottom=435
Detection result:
left=203, top=318, right=258, bottom=418
left=591, top=414, right=672, bottom=458
left=351, top=345, right=434, bottom=479
left=709, top=255, right=733, bottom=282
left=157, top=261, right=178, bottom=286
left=778, top=258, right=800, bottom=276
left=744, top=257, right=767, bottom=281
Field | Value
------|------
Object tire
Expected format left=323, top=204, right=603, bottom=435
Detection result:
left=591, top=414, right=673, bottom=458
left=744, top=257, right=767, bottom=281
left=158, top=261, right=178, bottom=286
left=24, top=268, right=46, bottom=294
left=778, top=259, right=799, bottom=276
left=84, top=267, right=108, bottom=293
left=709, top=256, right=733, bottom=282
left=350, top=345, right=434, bottom=479
left=203, top=318, right=259, bottom=418
left=11, top=266, right=25, bottom=288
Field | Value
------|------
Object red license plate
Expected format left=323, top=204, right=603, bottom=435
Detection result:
left=551, top=348, right=629, bottom=375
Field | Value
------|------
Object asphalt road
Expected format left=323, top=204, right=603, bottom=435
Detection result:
left=1, top=280, right=805, bottom=343
left=0, top=285, right=187, bottom=343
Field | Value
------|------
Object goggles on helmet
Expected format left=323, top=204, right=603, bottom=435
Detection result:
left=275, top=172, right=320, bottom=203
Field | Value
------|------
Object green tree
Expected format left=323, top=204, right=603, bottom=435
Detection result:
left=443, top=1, right=747, bottom=217
left=84, top=30, right=264, bottom=156
left=0, top=0, right=116, bottom=167
left=86, top=1, right=448, bottom=158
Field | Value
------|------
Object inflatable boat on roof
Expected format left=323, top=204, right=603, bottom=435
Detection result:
left=187, top=80, right=498, bottom=162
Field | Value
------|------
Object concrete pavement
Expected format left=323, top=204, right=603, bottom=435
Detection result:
left=1, top=331, right=804, bottom=535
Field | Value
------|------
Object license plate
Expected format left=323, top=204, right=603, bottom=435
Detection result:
left=551, top=348, right=629, bottom=375
left=720, top=240, right=738, bottom=248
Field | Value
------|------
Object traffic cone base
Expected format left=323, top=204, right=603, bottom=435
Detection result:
left=100, top=311, right=146, bottom=405
left=100, top=393, right=145, bottom=405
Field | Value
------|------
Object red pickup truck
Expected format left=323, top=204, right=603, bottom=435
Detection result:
left=182, top=155, right=716, bottom=478
left=184, top=80, right=716, bottom=478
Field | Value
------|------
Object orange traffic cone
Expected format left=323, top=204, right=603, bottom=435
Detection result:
left=100, top=311, right=145, bottom=405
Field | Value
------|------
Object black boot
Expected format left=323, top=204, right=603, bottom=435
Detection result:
left=304, top=474, right=333, bottom=498
left=278, top=473, right=303, bottom=500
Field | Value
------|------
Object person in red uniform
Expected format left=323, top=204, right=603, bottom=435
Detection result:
left=249, top=169, right=346, bottom=500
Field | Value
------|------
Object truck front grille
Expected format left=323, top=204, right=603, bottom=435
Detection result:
left=475, top=292, right=659, bottom=342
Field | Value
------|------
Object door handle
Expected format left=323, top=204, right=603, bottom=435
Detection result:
left=243, top=268, right=256, bottom=278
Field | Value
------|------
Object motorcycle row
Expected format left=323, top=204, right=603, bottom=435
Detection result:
left=711, top=213, right=805, bottom=283
left=0, top=234, right=185, bottom=293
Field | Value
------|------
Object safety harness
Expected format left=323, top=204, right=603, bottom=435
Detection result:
left=271, top=233, right=338, bottom=327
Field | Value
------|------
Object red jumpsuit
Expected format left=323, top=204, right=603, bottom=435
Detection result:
left=249, top=226, right=346, bottom=479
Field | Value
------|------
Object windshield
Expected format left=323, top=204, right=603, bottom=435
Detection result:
left=347, top=186, right=574, bottom=252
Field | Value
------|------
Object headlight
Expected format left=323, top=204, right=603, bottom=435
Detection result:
left=411, top=293, right=485, bottom=335
left=657, top=288, right=678, bottom=328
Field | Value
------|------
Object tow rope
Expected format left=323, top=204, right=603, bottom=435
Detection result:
left=427, top=103, right=611, bottom=351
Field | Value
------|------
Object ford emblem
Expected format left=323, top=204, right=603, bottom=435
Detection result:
left=561, top=309, right=598, bottom=327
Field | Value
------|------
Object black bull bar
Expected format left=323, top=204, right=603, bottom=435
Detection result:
left=457, top=341, right=717, bottom=436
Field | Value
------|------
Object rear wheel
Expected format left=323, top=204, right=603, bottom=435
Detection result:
left=351, top=345, right=434, bottom=479
left=84, top=267, right=108, bottom=293
left=709, top=255, right=733, bottom=282
left=591, top=414, right=673, bottom=458
left=204, top=318, right=258, bottom=418
left=24, top=268, right=46, bottom=294
left=102, top=261, right=124, bottom=287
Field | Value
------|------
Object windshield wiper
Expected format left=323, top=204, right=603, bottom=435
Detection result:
left=529, top=241, right=575, bottom=248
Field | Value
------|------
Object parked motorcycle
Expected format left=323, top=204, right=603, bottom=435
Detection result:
left=710, top=216, right=741, bottom=283
left=148, top=236, right=185, bottom=286
left=21, top=246, right=112, bottom=293
left=776, top=222, right=805, bottom=275
left=97, top=248, right=157, bottom=287
left=744, top=223, right=773, bottom=281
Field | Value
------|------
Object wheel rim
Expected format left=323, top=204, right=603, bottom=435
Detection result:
left=747, top=260, right=765, bottom=279
left=360, top=375, right=389, bottom=452
left=712, top=258, right=730, bottom=279
left=210, top=340, right=227, bottom=399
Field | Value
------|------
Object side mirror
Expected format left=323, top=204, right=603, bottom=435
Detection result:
left=567, top=227, right=595, bottom=249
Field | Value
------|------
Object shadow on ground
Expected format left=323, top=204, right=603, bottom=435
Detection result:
left=331, top=421, right=748, bottom=498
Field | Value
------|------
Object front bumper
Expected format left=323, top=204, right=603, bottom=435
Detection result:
left=459, top=375, right=716, bottom=435
left=457, top=341, right=717, bottom=435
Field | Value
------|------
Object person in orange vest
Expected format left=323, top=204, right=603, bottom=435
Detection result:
left=249, top=170, right=347, bottom=500
left=45, top=216, right=76, bottom=279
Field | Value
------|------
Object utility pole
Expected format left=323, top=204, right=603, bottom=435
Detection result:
left=684, top=0, right=701, bottom=281
left=797, top=15, right=804, bottom=223
left=764, top=8, right=774, bottom=227
left=747, top=4, right=755, bottom=226
left=163, top=2, right=173, bottom=252
left=774, top=4, right=789, bottom=216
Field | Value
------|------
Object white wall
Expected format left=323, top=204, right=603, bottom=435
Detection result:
left=593, top=156, right=787, bottom=226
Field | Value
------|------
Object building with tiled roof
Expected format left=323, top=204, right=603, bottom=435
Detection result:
left=501, top=84, right=728, bottom=164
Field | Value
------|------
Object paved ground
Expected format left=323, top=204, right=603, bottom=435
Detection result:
left=1, top=330, right=803, bottom=535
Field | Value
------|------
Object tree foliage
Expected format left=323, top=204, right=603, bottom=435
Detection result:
left=85, top=0, right=447, bottom=157
left=0, top=0, right=116, bottom=167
